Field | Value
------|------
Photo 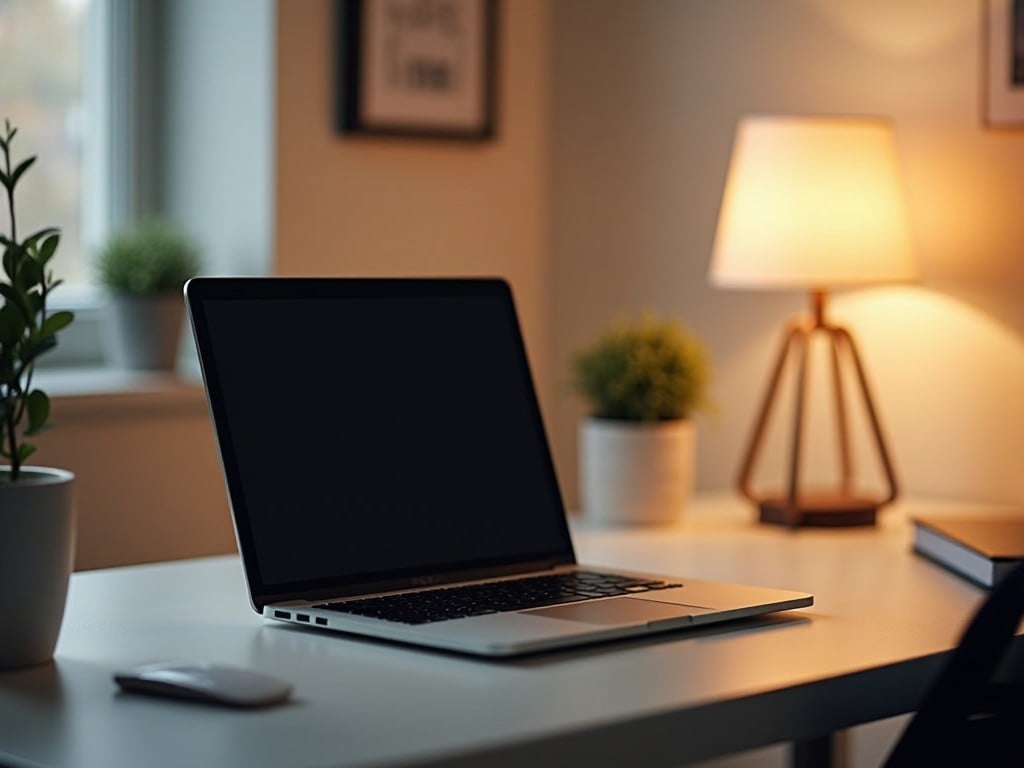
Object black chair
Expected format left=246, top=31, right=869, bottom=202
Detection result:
left=885, top=560, right=1024, bottom=766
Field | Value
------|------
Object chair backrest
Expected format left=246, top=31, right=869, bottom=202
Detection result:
left=885, top=560, right=1024, bottom=766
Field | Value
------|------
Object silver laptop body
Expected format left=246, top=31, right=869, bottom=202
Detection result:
left=185, top=277, right=812, bottom=657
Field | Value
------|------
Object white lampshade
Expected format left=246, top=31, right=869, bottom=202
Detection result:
left=710, top=116, right=917, bottom=289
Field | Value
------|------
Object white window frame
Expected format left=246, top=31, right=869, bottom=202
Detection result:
left=44, top=0, right=160, bottom=367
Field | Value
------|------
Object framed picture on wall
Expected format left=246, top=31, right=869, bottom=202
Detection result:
left=335, top=0, right=497, bottom=140
left=983, top=0, right=1024, bottom=126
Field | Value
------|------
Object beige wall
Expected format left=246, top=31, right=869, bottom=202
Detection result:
left=276, top=0, right=1024, bottom=511
left=46, top=0, right=1024, bottom=572
left=37, top=384, right=235, bottom=570
left=275, top=0, right=553, bottom=409
left=550, top=0, right=1024, bottom=509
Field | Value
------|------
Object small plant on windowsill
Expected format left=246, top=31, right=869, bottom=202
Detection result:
left=0, top=119, right=77, bottom=669
left=96, top=218, right=201, bottom=370
left=97, top=218, right=200, bottom=296
left=571, top=315, right=711, bottom=526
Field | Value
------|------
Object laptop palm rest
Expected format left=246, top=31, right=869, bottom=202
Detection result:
left=525, top=597, right=715, bottom=627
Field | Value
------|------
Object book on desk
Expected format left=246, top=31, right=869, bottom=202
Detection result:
left=912, top=516, right=1024, bottom=588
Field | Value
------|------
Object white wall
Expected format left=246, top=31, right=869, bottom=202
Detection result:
left=549, top=0, right=1024, bottom=510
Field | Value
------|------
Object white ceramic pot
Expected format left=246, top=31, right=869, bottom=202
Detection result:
left=580, top=418, right=695, bottom=525
left=104, top=294, right=185, bottom=370
left=0, top=467, right=76, bottom=668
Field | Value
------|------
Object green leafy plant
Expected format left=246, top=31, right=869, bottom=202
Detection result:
left=96, top=218, right=200, bottom=295
left=0, top=120, right=74, bottom=480
left=572, top=314, right=710, bottom=422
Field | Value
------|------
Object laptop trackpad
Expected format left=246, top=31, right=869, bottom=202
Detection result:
left=525, top=597, right=705, bottom=626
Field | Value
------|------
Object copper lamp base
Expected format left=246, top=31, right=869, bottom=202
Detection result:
left=757, top=493, right=880, bottom=527
left=738, top=290, right=899, bottom=529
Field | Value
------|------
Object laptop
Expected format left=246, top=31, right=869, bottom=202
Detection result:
left=185, top=277, right=812, bottom=657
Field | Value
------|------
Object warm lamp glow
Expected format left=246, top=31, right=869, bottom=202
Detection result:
left=711, top=116, right=917, bottom=289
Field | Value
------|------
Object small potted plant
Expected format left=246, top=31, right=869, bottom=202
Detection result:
left=572, top=314, right=710, bottom=525
left=97, top=218, right=200, bottom=370
left=0, top=120, right=77, bottom=668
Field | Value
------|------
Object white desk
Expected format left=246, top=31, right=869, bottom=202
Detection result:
left=0, top=494, right=1006, bottom=767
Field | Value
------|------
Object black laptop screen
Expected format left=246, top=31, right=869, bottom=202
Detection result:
left=189, top=279, right=574, bottom=602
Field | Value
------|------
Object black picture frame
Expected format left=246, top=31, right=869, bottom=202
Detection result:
left=335, top=0, right=497, bottom=141
left=983, top=0, right=1024, bottom=126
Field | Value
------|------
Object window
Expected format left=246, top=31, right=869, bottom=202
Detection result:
left=0, top=0, right=90, bottom=285
left=4, top=0, right=275, bottom=372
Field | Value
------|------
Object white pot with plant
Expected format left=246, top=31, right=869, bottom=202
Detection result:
left=0, top=120, right=77, bottom=668
left=97, top=219, right=200, bottom=370
left=572, top=315, right=710, bottom=526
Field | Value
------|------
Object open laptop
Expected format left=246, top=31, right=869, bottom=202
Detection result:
left=185, top=277, right=812, bottom=657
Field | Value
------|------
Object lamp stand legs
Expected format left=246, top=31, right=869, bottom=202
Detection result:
left=737, top=291, right=898, bottom=527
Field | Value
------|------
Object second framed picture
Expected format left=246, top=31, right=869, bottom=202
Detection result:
left=983, top=0, right=1024, bottom=126
left=336, top=0, right=497, bottom=141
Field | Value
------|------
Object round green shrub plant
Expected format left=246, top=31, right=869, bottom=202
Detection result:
left=97, top=219, right=200, bottom=295
left=572, top=315, right=710, bottom=422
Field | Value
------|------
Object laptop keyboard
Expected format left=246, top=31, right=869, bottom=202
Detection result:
left=316, top=571, right=682, bottom=625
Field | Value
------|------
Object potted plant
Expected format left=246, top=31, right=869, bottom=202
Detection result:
left=97, top=218, right=200, bottom=370
left=572, top=314, right=710, bottom=525
left=0, top=120, right=76, bottom=668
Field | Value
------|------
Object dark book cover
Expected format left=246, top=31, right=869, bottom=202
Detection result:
left=912, top=517, right=1024, bottom=588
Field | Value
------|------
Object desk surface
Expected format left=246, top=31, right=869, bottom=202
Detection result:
left=0, top=494, right=1006, bottom=768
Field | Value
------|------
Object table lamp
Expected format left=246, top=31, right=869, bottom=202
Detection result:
left=710, top=116, right=917, bottom=527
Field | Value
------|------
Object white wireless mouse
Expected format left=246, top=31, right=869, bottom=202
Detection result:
left=114, top=661, right=293, bottom=708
